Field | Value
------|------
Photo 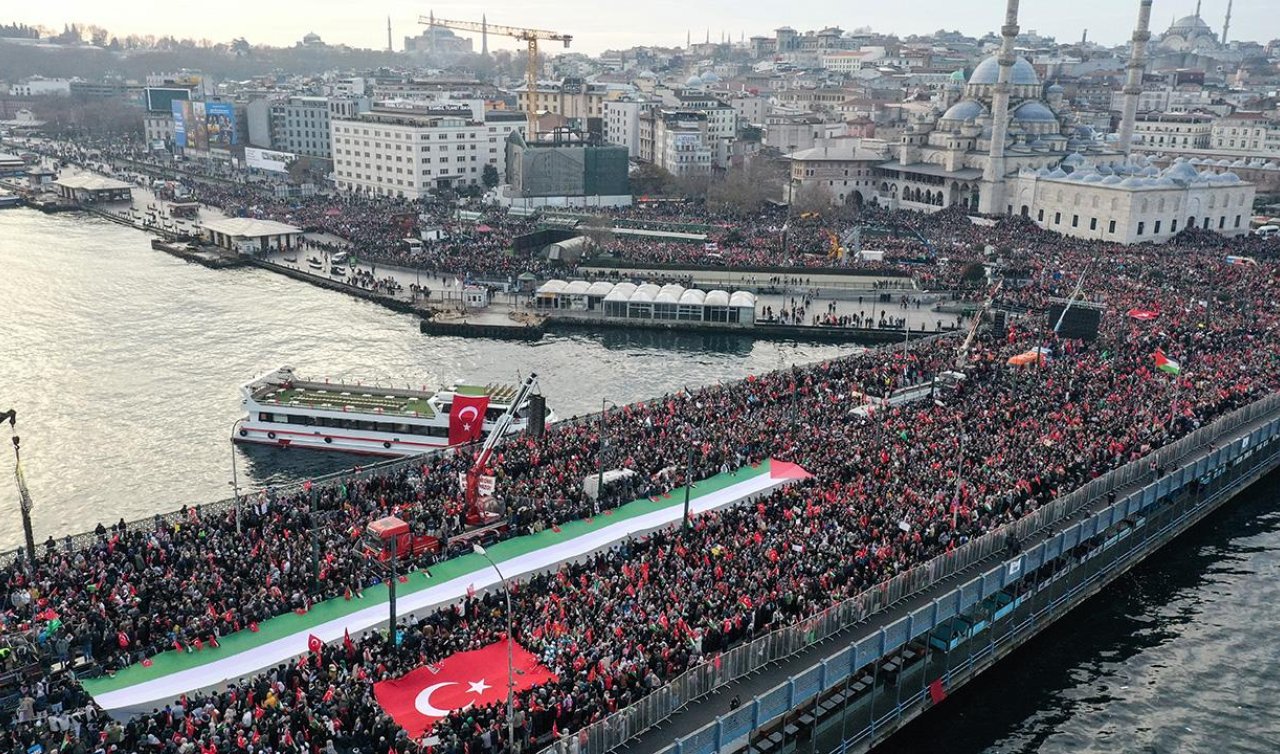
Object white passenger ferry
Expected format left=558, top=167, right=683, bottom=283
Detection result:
left=235, top=366, right=551, bottom=456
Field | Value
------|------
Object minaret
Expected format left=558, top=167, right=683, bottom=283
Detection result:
left=386, top=15, right=392, bottom=52
left=980, top=0, right=1020, bottom=215
left=1222, top=0, right=1232, bottom=44
left=1194, top=0, right=1201, bottom=18
left=1118, top=0, right=1153, bottom=156
left=482, top=14, right=488, bottom=56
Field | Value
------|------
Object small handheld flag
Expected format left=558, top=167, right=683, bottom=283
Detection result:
left=1153, top=350, right=1182, bottom=375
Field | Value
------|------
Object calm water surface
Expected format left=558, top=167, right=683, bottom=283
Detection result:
left=0, top=208, right=850, bottom=547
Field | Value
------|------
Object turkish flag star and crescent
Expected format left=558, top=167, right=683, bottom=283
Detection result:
left=448, top=394, right=490, bottom=446
left=373, top=641, right=557, bottom=737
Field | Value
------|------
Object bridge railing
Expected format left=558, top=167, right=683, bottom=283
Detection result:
left=543, top=390, right=1280, bottom=754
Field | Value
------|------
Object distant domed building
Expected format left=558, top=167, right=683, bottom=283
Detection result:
left=870, top=0, right=1253, bottom=244
left=878, top=52, right=1104, bottom=212
left=1158, top=12, right=1220, bottom=52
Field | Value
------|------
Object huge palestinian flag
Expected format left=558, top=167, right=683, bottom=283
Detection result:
left=81, top=458, right=811, bottom=719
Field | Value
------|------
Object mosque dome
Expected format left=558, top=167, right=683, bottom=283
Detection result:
left=1047, top=83, right=1065, bottom=94
left=1162, top=162, right=1198, bottom=181
left=1169, top=15, right=1212, bottom=33
left=941, top=99, right=986, bottom=122
left=684, top=74, right=703, bottom=87
left=969, top=55, right=1040, bottom=86
left=1012, top=101, right=1057, bottom=122
left=700, top=71, right=721, bottom=83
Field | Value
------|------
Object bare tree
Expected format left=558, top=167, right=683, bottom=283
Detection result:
left=792, top=182, right=835, bottom=215
left=579, top=215, right=614, bottom=252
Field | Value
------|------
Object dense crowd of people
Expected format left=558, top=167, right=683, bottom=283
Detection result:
left=6, top=135, right=1280, bottom=754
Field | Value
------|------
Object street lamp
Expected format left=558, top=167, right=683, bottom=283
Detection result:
left=937, top=400, right=965, bottom=531
left=596, top=399, right=617, bottom=502
left=473, top=544, right=516, bottom=751
left=5, top=409, right=37, bottom=562
left=229, top=418, right=244, bottom=534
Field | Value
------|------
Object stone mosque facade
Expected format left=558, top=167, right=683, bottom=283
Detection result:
left=873, top=0, right=1253, bottom=244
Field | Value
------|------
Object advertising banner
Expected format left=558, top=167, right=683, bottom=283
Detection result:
left=244, top=147, right=296, bottom=173
left=171, top=100, right=192, bottom=148
left=204, top=101, right=237, bottom=147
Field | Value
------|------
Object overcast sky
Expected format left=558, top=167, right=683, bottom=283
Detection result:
left=23, top=0, right=1278, bottom=56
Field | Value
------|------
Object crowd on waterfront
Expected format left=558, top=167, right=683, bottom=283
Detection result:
left=9, top=135, right=1280, bottom=754
left=6, top=211, right=1280, bottom=754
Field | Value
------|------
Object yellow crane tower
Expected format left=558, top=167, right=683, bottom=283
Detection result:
left=418, top=13, right=572, bottom=136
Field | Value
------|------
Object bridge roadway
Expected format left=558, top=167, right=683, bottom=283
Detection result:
left=622, top=405, right=1275, bottom=754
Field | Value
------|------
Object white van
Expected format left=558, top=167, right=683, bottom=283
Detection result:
left=1254, top=225, right=1279, bottom=239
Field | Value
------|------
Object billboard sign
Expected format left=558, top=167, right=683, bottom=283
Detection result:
left=245, top=147, right=296, bottom=173
left=171, top=100, right=225, bottom=151
left=205, top=101, right=238, bottom=147
left=172, top=100, right=190, bottom=148
left=145, top=87, right=190, bottom=113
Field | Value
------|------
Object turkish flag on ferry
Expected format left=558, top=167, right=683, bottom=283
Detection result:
left=448, top=394, right=490, bottom=445
left=373, top=640, right=556, bottom=737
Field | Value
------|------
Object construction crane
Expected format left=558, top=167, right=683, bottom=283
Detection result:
left=418, top=13, right=572, bottom=135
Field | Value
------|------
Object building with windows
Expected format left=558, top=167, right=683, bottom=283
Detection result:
left=144, top=113, right=176, bottom=148
left=330, top=108, right=490, bottom=199
left=8, top=77, right=71, bottom=97
left=1210, top=112, right=1280, bottom=157
left=258, top=96, right=370, bottom=160
left=787, top=140, right=889, bottom=207
left=1006, top=154, right=1254, bottom=244
left=603, top=99, right=653, bottom=157
left=1130, top=112, right=1213, bottom=150
left=653, top=111, right=712, bottom=177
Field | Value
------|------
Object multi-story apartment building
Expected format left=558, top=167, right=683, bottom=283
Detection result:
left=515, top=78, right=629, bottom=123
left=1211, top=112, right=1280, bottom=156
left=603, top=99, right=653, bottom=158
left=1131, top=112, right=1214, bottom=150
left=144, top=113, right=176, bottom=147
left=330, top=108, right=524, bottom=199
left=653, top=111, right=712, bottom=177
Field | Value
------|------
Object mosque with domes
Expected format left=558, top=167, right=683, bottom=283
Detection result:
left=872, top=0, right=1253, bottom=244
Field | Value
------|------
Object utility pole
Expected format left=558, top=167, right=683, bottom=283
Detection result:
left=5, top=409, right=36, bottom=562
left=229, top=418, right=244, bottom=534
left=683, top=442, right=695, bottom=530
left=596, top=399, right=615, bottom=501
left=387, top=533, right=399, bottom=648
left=310, top=485, right=320, bottom=593
left=474, top=545, right=516, bottom=750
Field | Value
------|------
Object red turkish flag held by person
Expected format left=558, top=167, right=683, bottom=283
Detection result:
left=307, top=634, right=323, bottom=655
left=448, top=394, right=490, bottom=445
left=373, top=640, right=557, bottom=737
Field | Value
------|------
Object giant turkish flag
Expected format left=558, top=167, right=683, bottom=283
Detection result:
left=448, top=394, right=490, bottom=446
left=373, top=640, right=557, bottom=737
